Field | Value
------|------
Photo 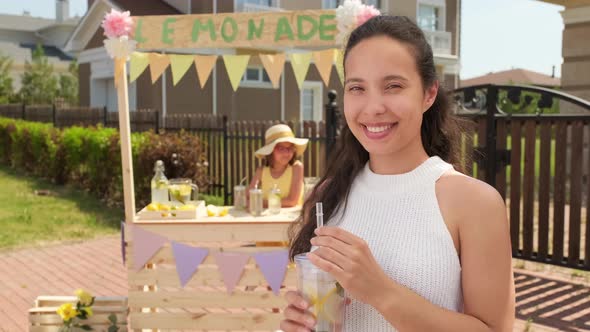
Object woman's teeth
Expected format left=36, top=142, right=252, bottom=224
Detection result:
left=365, top=125, right=393, bottom=133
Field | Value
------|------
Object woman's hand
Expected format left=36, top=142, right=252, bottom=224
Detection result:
left=280, top=291, right=316, bottom=332
left=308, top=226, right=394, bottom=306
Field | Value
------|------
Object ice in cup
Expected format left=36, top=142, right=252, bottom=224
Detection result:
left=294, top=253, right=345, bottom=332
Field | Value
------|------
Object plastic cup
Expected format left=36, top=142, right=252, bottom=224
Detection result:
left=294, top=253, right=345, bottom=332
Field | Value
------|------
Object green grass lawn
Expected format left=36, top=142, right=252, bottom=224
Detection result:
left=0, top=165, right=123, bottom=250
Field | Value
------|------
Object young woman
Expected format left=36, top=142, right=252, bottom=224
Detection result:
left=281, top=16, right=515, bottom=332
left=248, top=124, right=308, bottom=208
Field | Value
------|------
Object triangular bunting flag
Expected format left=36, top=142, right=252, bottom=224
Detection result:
left=194, top=55, right=218, bottom=89
left=222, top=55, right=251, bottom=92
left=253, top=250, right=289, bottom=295
left=120, top=221, right=126, bottom=266
left=214, top=252, right=250, bottom=294
left=289, top=52, right=312, bottom=90
left=171, top=242, right=209, bottom=287
left=129, top=52, right=149, bottom=83
left=334, top=49, right=345, bottom=86
left=132, top=226, right=168, bottom=271
left=259, top=53, right=286, bottom=89
left=148, top=53, right=170, bottom=84
left=169, top=54, right=195, bottom=86
left=313, top=49, right=335, bottom=87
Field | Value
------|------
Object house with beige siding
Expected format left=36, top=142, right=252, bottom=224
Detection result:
left=539, top=0, right=590, bottom=102
left=65, top=0, right=461, bottom=122
left=0, top=0, right=79, bottom=91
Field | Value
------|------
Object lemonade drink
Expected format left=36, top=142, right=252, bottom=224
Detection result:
left=295, top=253, right=345, bottom=332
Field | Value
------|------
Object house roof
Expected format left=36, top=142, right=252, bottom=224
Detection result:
left=460, top=68, right=561, bottom=88
left=537, top=0, right=589, bottom=8
left=0, top=14, right=55, bottom=31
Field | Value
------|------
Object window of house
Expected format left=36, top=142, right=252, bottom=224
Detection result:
left=323, top=0, right=379, bottom=9
left=300, top=82, right=323, bottom=122
left=417, top=4, right=442, bottom=31
left=322, top=0, right=339, bottom=8
left=241, top=67, right=272, bottom=87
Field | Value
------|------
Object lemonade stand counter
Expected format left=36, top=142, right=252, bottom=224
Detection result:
left=125, top=205, right=300, bottom=330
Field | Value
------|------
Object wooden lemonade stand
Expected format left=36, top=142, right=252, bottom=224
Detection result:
left=111, top=8, right=343, bottom=331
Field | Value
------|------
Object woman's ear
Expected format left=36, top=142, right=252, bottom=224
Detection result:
left=423, top=81, right=439, bottom=113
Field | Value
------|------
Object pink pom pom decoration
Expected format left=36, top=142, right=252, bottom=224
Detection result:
left=356, top=5, right=380, bottom=26
left=101, top=9, right=134, bottom=38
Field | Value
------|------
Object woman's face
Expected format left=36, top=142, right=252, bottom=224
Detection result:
left=272, top=142, right=295, bottom=166
left=343, top=35, right=437, bottom=158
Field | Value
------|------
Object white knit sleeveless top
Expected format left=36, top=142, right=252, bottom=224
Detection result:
left=331, top=156, right=463, bottom=331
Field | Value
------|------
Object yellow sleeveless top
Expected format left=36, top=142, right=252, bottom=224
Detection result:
left=261, top=164, right=303, bottom=206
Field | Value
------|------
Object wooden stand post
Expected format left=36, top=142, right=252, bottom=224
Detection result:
left=115, top=58, right=136, bottom=223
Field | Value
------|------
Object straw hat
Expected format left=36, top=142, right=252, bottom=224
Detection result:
left=255, top=124, right=309, bottom=158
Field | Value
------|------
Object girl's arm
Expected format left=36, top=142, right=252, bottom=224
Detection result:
left=282, top=161, right=304, bottom=207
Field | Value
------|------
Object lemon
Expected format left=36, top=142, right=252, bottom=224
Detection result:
left=206, top=204, right=218, bottom=217
left=219, top=207, right=229, bottom=217
left=146, top=203, right=159, bottom=211
left=158, top=204, right=171, bottom=211
left=179, top=204, right=196, bottom=211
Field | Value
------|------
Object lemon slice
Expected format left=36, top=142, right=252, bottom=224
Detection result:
left=206, top=204, right=218, bottom=217
left=219, top=207, right=229, bottom=217
left=179, top=204, right=196, bottom=211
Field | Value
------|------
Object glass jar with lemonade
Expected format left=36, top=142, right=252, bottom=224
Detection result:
left=168, top=178, right=198, bottom=204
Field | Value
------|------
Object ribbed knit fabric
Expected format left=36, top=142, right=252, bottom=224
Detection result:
left=332, top=156, right=463, bottom=331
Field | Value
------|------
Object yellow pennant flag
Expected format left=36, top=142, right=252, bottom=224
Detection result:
left=289, top=53, right=312, bottom=90
left=222, top=55, right=251, bottom=92
left=194, top=55, right=218, bottom=89
left=312, top=49, right=335, bottom=87
left=129, top=52, right=149, bottom=83
left=148, top=53, right=170, bottom=84
left=169, top=54, right=194, bottom=86
left=259, top=53, right=286, bottom=89
left=334, top=49, right=345, bottom=86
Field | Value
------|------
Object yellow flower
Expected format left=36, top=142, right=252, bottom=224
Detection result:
left=82, top=306, right=93, bottom=317
left=74, top=289, right=93, bottom=306
left=56, top=303, right=78, bottom=322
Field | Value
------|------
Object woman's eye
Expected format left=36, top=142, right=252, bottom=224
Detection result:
left=348, top=86, right=364, bottom=92
left=386, top=84, right=402, bottom=90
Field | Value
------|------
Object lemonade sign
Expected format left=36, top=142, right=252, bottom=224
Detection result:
left=132, top=10, right=337, bottom=49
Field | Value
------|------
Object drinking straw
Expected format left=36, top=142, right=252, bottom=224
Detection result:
left=316, top=202, right=324, bottom=229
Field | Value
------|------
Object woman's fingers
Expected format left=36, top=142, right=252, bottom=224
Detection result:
left=285, top=290, right=309, bottom=310
left=279, top=318, right=312, bottom=332
left=283, top=305, right=316, bottom=329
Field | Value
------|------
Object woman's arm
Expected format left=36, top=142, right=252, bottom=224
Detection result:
left=247, top=167, right=263, bottom=199
left=281, top=161, right=304, bottom=207
left=371, top=177, right=515, bottom=332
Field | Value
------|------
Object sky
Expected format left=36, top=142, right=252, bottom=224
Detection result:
left=0, top=0, right=566, bottom=80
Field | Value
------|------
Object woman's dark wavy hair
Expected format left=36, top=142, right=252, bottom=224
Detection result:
left=288, top=15, right=467, bottom=260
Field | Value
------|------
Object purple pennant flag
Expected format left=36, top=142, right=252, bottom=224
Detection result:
left=120, top=221, right=126, bottom=266
left=132, top=226, right=168, bottom=271
left=253, top=250, right=289, bottom=295
left=214, top=252, right=250, bottom=294
left=171, top=242, right=209, bottom=288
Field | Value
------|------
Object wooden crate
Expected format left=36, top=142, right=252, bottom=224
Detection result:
left=127, top=220, right=296, bottom=331
left=29, top=296, right=128, bottom=331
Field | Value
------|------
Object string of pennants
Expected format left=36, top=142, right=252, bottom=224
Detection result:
left=129, top=49, right=345, bottom=91
left=121, top=222, right=289, bottom=295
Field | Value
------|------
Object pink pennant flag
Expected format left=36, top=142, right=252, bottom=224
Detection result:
left=214, top=252, right=250, bottom=294
left=171, top=242, right=209, bottom=288
left=253, top=250, right=289, bottom=295
left=132, top=226, right=168, bottom=271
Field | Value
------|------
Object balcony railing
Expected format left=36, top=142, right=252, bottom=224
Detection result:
left=239, top=3, right=284, bottom=12
left=423, top=30, right=452, bottom=55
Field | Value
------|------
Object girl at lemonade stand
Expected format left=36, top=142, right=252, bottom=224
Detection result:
left=248, top=124, right=308, bottom=208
